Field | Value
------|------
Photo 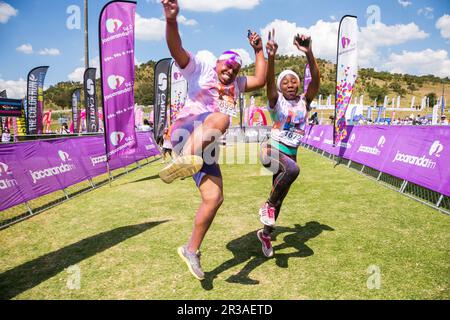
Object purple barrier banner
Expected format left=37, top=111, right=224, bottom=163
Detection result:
left=302, top=125, right=450, bottom=196
left=0, top=132, right=160, bottom=212
left=99, top=1, right=137, bottom=160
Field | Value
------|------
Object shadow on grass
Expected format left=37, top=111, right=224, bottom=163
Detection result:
left=0, top=220, right=168, bottom=300
left=201, top=221, right=334, bottom=290
left=128, top=174, right=161, bottom=184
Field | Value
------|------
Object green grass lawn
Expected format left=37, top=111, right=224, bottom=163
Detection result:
left=0, top=144, right=449, bottom=300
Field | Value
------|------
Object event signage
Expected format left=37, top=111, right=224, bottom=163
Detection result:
left=153, top=58, right=172, bottom=145
left=169, top=60, right=187, bottom=126
left=71, top=89, right=81, bottom=133
left=84, top=68, right=99, bottom=132
left=304, top=64, right=312, bottom=93
left=26, top=66, right=49, bottom=135
left=0, top=98, right=23, bottom=118
left=99, top=0, right=137, bottom=159
left=302, top=125, right=450, bottom=196
left=334, top=16, right=358, bottom=144
left=0, top=132, right=159, bottom=211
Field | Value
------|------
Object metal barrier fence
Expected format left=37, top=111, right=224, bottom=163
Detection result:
left=301, top=143, right=450, bottom=215
left=0, top=156, right=161, bottom=230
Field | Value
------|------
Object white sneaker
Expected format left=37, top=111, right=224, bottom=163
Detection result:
left=159, top=155, right=203, bottom=184
left=257, top=229, right=274, bottom=258
left=259, top=203, right=276, bottom=227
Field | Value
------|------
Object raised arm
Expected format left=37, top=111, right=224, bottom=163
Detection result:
left=294, top=35, right=320, bottom=106
left=245, top=32, right=266, bottom=92
left=266, top=29, right=279, bottom=108
left=161, top=0, right=189, bottom=69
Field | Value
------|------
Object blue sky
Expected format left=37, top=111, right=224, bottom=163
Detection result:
left=0, top=0, right=449, bottom=98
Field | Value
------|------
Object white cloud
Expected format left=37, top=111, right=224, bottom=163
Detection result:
left=384, top=49, right=450, bottom=78
left=360, top=22, right=428, bottom=47
left=179, top=0, right=261, bottom=12
left=68, top=56, right=100, bottom=82
left=195, top=50, right=217, bottom=67
left=0, top=78, right=27, bottom=99
left=398, top=0, right=412, bottom=8
left=229, top=48, right=253, bottom=67
left=135, top=13, right=197, bottom=41
left=16, top=43, right=33, bottom=54
left=359, top=22, right=429, bottom=67
left=135, top=14, right=165, bottom=41
left=436, top=14, right=450, bottom=42
left=260, top=19, right=430, bottom=73
left=178, top=15, right=198, bottom=26
left=68, top=67, right=85, bottom=83
left=418, top=7, right=434, bottom=20
left=261, top=19, right=339, bottom=61
left=0, top=2, right=17, bottom=24
left=38, top=48, right=61, bottom=56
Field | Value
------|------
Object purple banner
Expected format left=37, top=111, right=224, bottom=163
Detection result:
left=0, top=132, right=159, bottom=212
left=303, top=64, right=312, bottom=93
left=302, top=125, right=450, bottom=196
left=99, top=1, right=137, bottom=160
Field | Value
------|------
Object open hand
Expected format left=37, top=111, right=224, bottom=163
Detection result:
left=294, top=34, right=312, bottom=54
left=266, top=29, right=278, bottom=58
left=161, top=0, right=179, bottom=21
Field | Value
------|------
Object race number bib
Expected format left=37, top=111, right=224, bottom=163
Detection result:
left=218, top=100, right=238, bottom=117
left=273, top=128, right=304, bottom=147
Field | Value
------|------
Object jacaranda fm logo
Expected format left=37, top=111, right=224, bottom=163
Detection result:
left=110, top=131, right=125, bottom=146
left=58, top=150, right=71, bottom=162
left=378, top=136, right=386, bottom=148
left=158, top=73, right=168, bottom=91
left=357, top=135, right=385, bottom=156
left=392, top=140, right=441, bottom=169
left=429, top=140, right=443, bottom=157
left=91, top=155, right=107, bottom=166
left=29, top=151, right=76, bottom=184
left=106, top=18, right=123, bottom=33
left=342, top=36, right=351, bottom=49
left=107, top=75, right=125, bottom=90
left=0, top=161, right=17, bottom=190
left=86, top=79, right=95, bottom=96
left=0, top=162, right=12, bottom=176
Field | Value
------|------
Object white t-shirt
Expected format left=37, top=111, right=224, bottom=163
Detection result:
left=176, top=52, right=247, bottom=120
left=268, top=93, right=309, bottom=148
left=1, top=132, right=11, bottom=143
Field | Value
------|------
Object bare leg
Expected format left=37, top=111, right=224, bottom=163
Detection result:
left=187, top=175, right=224, bottom=253
left=182, top=112, right=230, bottom=156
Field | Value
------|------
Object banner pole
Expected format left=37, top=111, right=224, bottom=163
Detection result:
left=107, top=161, right=112, bottom=187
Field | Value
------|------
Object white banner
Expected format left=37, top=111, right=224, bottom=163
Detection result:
left=334, top=15, right=358, bottom=144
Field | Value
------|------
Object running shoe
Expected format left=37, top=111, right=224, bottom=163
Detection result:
left=257, top=229, right=274, bottom=258
left=259, top=202, right=276, bottom=227
left=177, top=245, right=205, bottom=280
left=159, top=155, right=203, bottom=184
